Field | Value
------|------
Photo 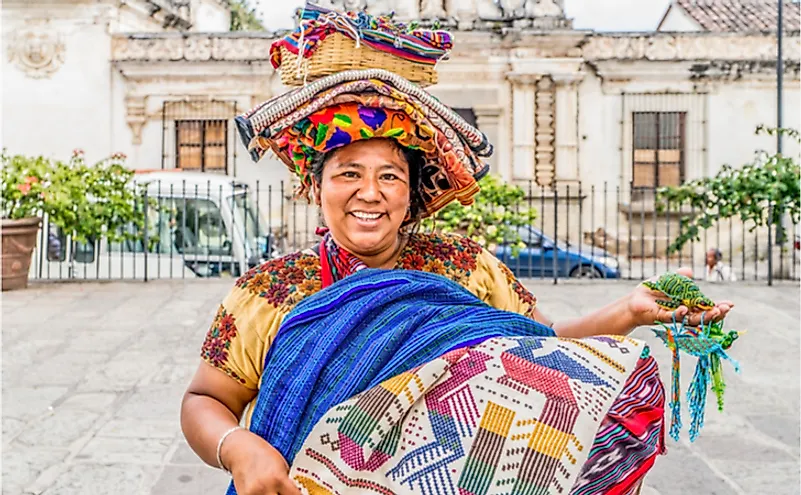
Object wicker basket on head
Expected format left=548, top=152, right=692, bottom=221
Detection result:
left=277, top=32, right=439, bottom=87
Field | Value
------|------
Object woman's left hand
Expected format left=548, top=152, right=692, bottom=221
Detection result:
left=627, top=267, right=735, bottom=328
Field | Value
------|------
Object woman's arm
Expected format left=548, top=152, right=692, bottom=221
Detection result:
left=534, top=297, right=637, bottom=338
left=535, top=267, right=734, bottom=338
left=181, top=361, right=256, bottom=467
left=181, top=362, right=301, bottom=495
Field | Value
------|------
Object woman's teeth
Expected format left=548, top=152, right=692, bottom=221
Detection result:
left=352, top=212, right=382, bottom=220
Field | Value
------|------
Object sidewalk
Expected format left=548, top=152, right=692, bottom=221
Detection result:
left=2, top=278, right=798, bottom=494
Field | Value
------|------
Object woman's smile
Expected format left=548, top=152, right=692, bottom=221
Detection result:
left=349, top=210, right=386, bottom=227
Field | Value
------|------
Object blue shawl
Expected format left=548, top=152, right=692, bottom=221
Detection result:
left=226, top=269, right=555, bottom=494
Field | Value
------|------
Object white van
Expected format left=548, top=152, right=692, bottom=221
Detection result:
left=30, top=171, right=283, bottom=281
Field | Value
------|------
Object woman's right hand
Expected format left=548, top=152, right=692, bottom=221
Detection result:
left=222, top=429, right=302, bottom=495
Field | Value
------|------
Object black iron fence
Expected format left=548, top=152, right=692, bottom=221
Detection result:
left=28, top=178, right=800, bottom=285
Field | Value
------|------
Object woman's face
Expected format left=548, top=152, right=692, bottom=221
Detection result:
left=318, top=139, right=411, bottom=257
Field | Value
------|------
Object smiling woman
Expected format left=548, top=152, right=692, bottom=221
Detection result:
left=180, top=8, right=733, bottom=495
left=312, top=139, right=425, bottom=264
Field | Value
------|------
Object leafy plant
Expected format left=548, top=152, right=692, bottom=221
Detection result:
left=45, top=150, right=152, bottom=244
left=1, top=150, right=153, bottom=246
left=230, top=0, right=265, bottom=31
left=656, top=126, right=801, bottom=253
left=1, top=152, right=49, bottom=219
left=422, top=175, right=538, bottom=253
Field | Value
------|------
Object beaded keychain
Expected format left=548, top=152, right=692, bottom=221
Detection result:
left=651, top=313, right=745, bottom=442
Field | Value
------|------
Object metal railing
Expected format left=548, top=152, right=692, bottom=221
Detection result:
left=28, top=179, right=799, bottom=285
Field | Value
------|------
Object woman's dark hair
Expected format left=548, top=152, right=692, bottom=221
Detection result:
left=309, top=138, right=428, bottom=227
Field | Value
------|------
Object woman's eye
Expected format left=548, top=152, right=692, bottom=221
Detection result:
left=342, top=171, right=359, bottom=178
left=381, top=174, right=399, bottom=181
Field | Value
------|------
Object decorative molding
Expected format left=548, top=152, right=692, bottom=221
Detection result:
left=534, top=76, right=555, bottom=188
left=473, top=105, right=503, bottom=119
left=7, top=21, right=66, bottom=79
left=583, top=33, right=801, bottom=62
left=506, top=72, right=541, bottom=85
left=111, top=34, right=278, bottom=62
left=125, top=96, right=147, bottom=145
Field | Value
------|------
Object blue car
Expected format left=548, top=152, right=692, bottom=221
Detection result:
left=495, top=225, right=620, bottom=279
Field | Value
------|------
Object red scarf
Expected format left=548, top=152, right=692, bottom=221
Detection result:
left=317, top=227, right=368, bottom=288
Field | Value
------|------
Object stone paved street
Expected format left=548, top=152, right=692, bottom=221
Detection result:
left=2, top=278, right=799, bottom=495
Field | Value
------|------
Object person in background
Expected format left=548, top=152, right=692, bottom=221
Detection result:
left=705, top=247, right=737, bottom=282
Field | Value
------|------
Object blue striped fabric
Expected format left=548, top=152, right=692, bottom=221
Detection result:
left=225, top=269, right=555, bottom=495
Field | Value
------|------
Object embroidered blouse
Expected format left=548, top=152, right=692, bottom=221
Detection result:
left=201, top=232, right=538, bottom=398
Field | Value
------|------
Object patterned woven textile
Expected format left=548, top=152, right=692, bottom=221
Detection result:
left=234, top=69, right=491, bottom=216
left=269, top=3, right=453, bottom=69
left=224, top=270, right=663, bottom=495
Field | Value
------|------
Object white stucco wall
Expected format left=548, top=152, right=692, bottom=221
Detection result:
left=2, top=7, right=115, bottom=164
left=657, top=6, right=702, bottom=32
left=707, top=81, right=800, bottom=173
left=575, top=71, right=800, bottom=192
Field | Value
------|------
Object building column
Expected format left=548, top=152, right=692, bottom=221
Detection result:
left=552, top=73, right=583, bottom=184
left=473, top=104, right=502, bottom=173
left=534, top=76, right=556, bottom=188
left=507, top=73, right=538, bottom=182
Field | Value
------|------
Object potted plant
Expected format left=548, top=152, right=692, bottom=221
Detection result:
left=1, top=149, right=149, bottom=290
left=1, top=152, right=49, bottom=290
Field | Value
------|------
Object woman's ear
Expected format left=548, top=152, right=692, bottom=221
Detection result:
left=312, top=180, right=322, bottom=206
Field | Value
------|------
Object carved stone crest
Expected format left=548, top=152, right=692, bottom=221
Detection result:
left=7, top=23, right=66, bottom=79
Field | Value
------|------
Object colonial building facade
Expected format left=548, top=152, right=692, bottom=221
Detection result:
left=3, top=0, right=799, bottom=261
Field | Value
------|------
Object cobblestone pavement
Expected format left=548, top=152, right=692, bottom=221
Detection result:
left=2, top=278, right=799, bottom=495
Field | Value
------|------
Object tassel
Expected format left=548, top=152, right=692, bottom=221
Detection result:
left=666, top=315, right=683, bottom=442
left=651, top=313, right=744, bottom=443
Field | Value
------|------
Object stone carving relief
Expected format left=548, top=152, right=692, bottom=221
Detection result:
left=313, top=0, right=369, bottom=11
left=492, top=0, right=564, bottom=19
left=530, top=0, right=563, bottom=17
left=583, top=34, right=801, bottom=62
left=420, top=0, right=448, bottom=18
left=311, top=0, right=566, bottom=23
left=7, top=22, right=66, bottom=79
left=111, top=35, right=276, bottom=62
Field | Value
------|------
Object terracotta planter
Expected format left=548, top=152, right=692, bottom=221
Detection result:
left=2, top=217, right=41, bottom=291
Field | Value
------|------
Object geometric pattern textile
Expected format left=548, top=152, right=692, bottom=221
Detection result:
left=290, top=334, right=644, bottom=495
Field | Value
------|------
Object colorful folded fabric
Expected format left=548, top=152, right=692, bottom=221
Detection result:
left=222, top=269, right=664, bottom=495
left=269, top=2, right=453, bottom=70
left=235, top=69, right=492, bottom=218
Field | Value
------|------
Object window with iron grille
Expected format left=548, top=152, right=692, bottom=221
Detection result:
left=175, top=119, right=228, bottom=173
left=632, top=111, right=686, bottom=189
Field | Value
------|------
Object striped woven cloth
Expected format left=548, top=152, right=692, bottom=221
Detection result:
left=224, top=270, right=665, bottom=495
left=269, top=2, right=453, bottom=70
left=234, top=69, right=491, bottom=215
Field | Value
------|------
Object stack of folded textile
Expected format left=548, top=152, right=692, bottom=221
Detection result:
left=270, top=2, right=453, bottom=87
left=235, top=69, right=492, bottom=217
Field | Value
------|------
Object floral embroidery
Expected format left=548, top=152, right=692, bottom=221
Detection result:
left=398, top=233, right=482, bottom=285
left=201, top=306, right=248, bottom=385
left=236, top=252, right=323, bottom=308
left=498, top=262, right=538, bottom=317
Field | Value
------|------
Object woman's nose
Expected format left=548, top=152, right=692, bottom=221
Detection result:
left=356, top=177, right=381, bottom=202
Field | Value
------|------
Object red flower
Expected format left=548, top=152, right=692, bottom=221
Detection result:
left=404, top=254, right=426, bottom=271
left=217, top=313, right=237, bottom=341
left=266, top=282, right=290, bottom=305
left=17, top=183, right=31, bottom=194
left=453, top=251, right=476, bottom=271
left=203, top=338, right=229, bottom=367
